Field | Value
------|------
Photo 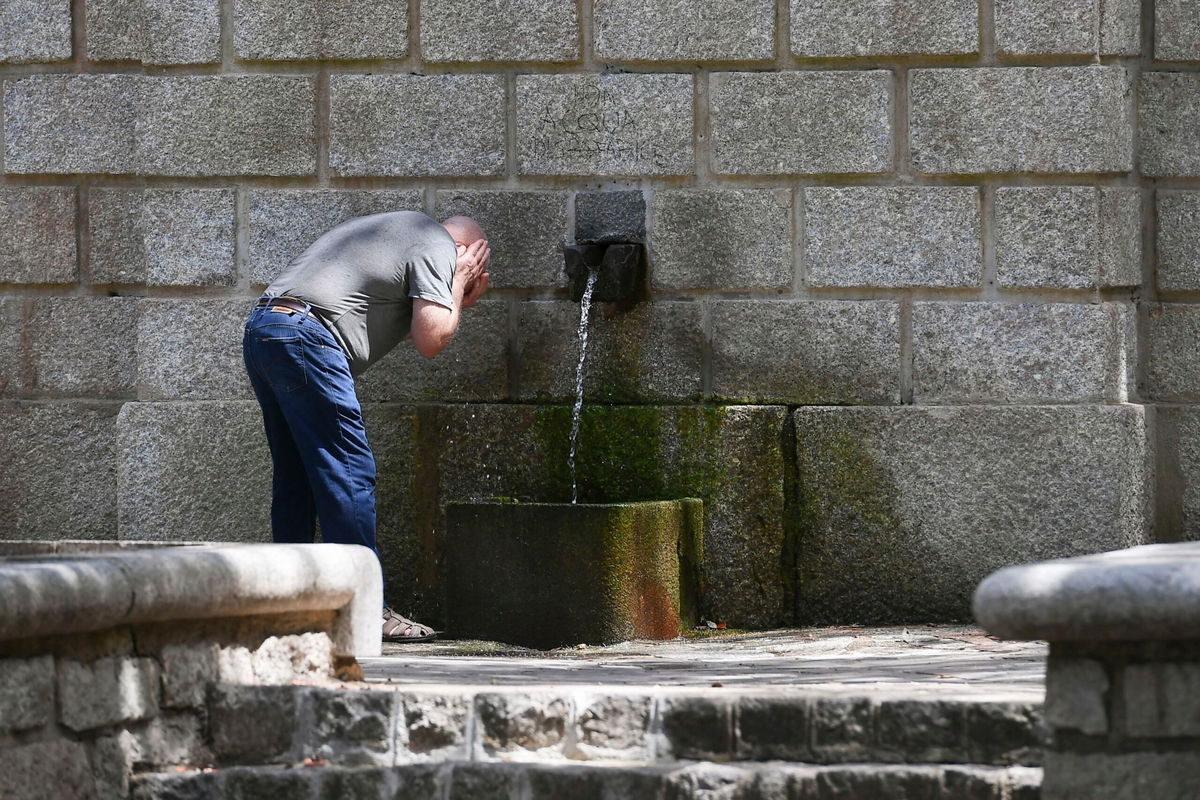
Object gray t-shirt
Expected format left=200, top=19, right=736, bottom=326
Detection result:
left=265, top=211, right=457, bottom=376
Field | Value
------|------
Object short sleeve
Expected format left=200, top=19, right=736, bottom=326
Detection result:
left=408, top=246, right=456, bottom=311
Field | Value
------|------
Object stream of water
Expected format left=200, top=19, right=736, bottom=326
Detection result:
left=569, top=270, right=599, bottom=504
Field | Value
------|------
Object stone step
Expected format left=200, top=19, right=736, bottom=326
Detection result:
left=132, top=760, right=1044, bottom=799
left=207, top=682, right=1045, bottom=770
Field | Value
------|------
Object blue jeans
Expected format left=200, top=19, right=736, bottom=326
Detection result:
left=242, top=300, right=380, bottom=564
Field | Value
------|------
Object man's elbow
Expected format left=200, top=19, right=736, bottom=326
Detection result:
left=414, top=337, right=445, bottom=358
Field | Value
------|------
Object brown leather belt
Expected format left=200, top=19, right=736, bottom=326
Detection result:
left=255, top=296, right=309, bottom=314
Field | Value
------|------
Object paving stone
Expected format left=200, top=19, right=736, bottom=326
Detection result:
left=0, top=0, right=70, bottom=63
left=434, top=190, right=568, bottom=290
left=711, top=71, right=891, bottom=175
left=235, top=0, right=407, bottom=59
left=1042, top=752, right=1200, bottom=799
left=161, top=643, right=220, bottom=708
left=711, top=300, right=900, bottom=405
left=4, top=74, right=141, bottom=173
left=0, top=187, right=77, bottom=284
left=88, top=0, right=220, bottom=64
left=248, top=190, right=423, bottom=286
left=875, top=699, right=968, bottom=763
left=305, top=687, right=397, bottom=766
left=58, top=656, right=160, bottom=732
left=1157, top=0, right=1200, bottom=60
left=736, top=696, right=811, bottom=761
left=912, top=301, right=1128, bottom=404
left=1148, top=304, right=1200, bottom=401
left=398, top=693, right=470, bottom=762
left=116, top=402, right=270, bottom=542
left=1122, top=662, right=1200, bottom=737
left=0, top=655, right=54, bottom=732
left=911, top=67, right=1133, bottom=175
left=517, top=73, right=693, bottom=176
left=995, top=0, right=1139, bottom=55
left=574, top=695, right=652, bottom=758
left=0, top=740, right=96, bottom=800
left=1158, top=191, right=1200, bottom=291
left=576, top=190, right=645, bottom=245
left=91, top=189, right=236, bottom=286
left=661, top=695, right=733, bottom=760
left=650, top=189, right=791, bottom=290
left=0, top=402, right=120, bottom=539
left=794, top=405, right=1148, bottom=622
left=791, top=0, right=977, bottom=56
left=423, top=0, right=577, bottom=62
left=26, top=297, right=137, bottom=398
left=331, top=75, right=504, bottom=177
left=209, top=685, right=300, bottom=765
left=517, top=300, right=703, bottom=402
left=804, top=187, right=980, bottom=288
left=1045, top=658, right=1108, bottom=735
left=475, top=693, right=570, bottom=756
left=594, top=0, right=773, bottom=61
left=356, top=298, right=508, bottom=403
left=136, top=299, right=251, bottom=401
left=996, top=187, right=1141, bottom=289
left=1141, top=73, right=1200, bottom=176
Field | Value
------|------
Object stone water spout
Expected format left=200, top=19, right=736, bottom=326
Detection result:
left=563, top=189, right=647, bottom=303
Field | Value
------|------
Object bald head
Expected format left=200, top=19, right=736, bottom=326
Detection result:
left=442, top=215, right=485, bottom=246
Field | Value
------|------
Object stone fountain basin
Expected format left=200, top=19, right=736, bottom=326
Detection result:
left=444, top=499, right=703, bottom=649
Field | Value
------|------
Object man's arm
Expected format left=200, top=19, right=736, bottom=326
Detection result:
left=410, top=239, right=490, bottom=358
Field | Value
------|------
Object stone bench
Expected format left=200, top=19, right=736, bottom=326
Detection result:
left=975, top=542, right=1200, bottom=799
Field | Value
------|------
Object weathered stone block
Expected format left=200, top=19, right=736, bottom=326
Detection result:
left=1042, top=752, right=1200, bottom=798
left=423, top=0, right=577, bottom=62
left=1141, top=73, right=1200, bottom=176
left=434, top=190, right=568, bottom=289
left=965, top=702, right=1045, bottom=766
left=0, top=0, right=70, bottom=63
left=398, top=692, right=470, bottom=762
left=220, top=767, right=317, bottom=798
left=795, top=405, right=1148, bottom=622
left=356, top=298, right=509, bottom=402
left=995, top=0, right=1140, bottom=55
left=0, top=402, right=120, bottom=539
left=804, top=187, right=980, bottom=288
left=517, top=300, right=703, bottom=402
left=0, top=741, right=95, bottom=800
left=1045, top=658, right=1108, bottom=735
left=812, top=697, right=874, bottom=763
left=575, top=695, right=652, bottom=758
left=331, top=75, right=504, bottom=177
left=1164, top=406, right=1200, bottom=541
left=711, top=300, right=900, bottom=404
left=595, top=0, right=773, bottom=61
left=912, top=302, right=1128, bottom=404
left=27, top=297, right=138, bottom=398
left=0, top=187, right=76, bottom=284
left=88, top=0, right=220, bottom=64
left=449, top=763, right=522, bottom=798
left=711, top=71, right=891, bottom=175
left=130, top=771, right=217, bottom=800
left=650, top=189, right=792, bottom=290
left=4, top=74, right=141, bottom=173
left=791, top=0, right=977, bottom=56
left=123, top=713, right=212, bottom=768
left=1148, top=304, right=1200, bottom=401
left=0, top=656, right=54, bottom=732
left=58, top=656, right=160, bottom=732
left=476, top=693, right=570, bottom=756
left=1122, top=663, right=1200, bottom=737
left=996, top=187, right=1141, bottom=289
left=136, top=299, right=251, bottom=401
left=736, top=696, right=811, bottom=761
left=576, top=191, right=645, bottom=245
left=91, top=189, right=236, bottom=286
left=874, top=699, right=968, bottom=763
left=209, top=685, right=300, bottom=764
left=661, top=696, right=733, bottom=760
left=248, top=190, right=423, bottom=286
left=305, top=687, right=397, bottom=766
left=911, top=67, right=1133, bottom=174
left=249, top=633, right=332, bottom=685
left=235, top=0, right=407, bottom=59
left=0, top=299, right=20, bottom=396
left=138, top=76, right=316, bottom=176
left=160, top=643, right=219, bottom=708
left=1157, top=0, right=1200, bottom=60
left=517, top=73, right=693, bottom=176
left=116, top=402, right=270, bottom=542
left=317, top=769, right=393, bottom=800
left=1159, top=192, right=1200, bottom=291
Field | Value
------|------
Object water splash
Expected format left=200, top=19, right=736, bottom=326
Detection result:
left=569, top=269, right=599, bottom=504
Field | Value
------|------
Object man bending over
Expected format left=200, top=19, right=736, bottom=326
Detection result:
left=242, top=211, right=490, bottom=642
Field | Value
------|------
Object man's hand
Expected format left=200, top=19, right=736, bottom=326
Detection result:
left=462, top=271, right=489, bottom=308
left=455, top=238, right=489, bottom=291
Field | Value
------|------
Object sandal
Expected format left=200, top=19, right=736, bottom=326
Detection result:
left=382, top=606, right=438, bottom=643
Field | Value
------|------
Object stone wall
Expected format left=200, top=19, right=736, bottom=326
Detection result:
left=1, top=0, right=1196, bottom=627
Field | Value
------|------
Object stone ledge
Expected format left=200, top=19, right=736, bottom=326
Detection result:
left=975, top=543, right=1200, bottom=642
left=0, top=543, right=382, bottom=657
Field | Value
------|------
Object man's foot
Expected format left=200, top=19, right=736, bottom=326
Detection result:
left=382, top=606, right=437, bottom=643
